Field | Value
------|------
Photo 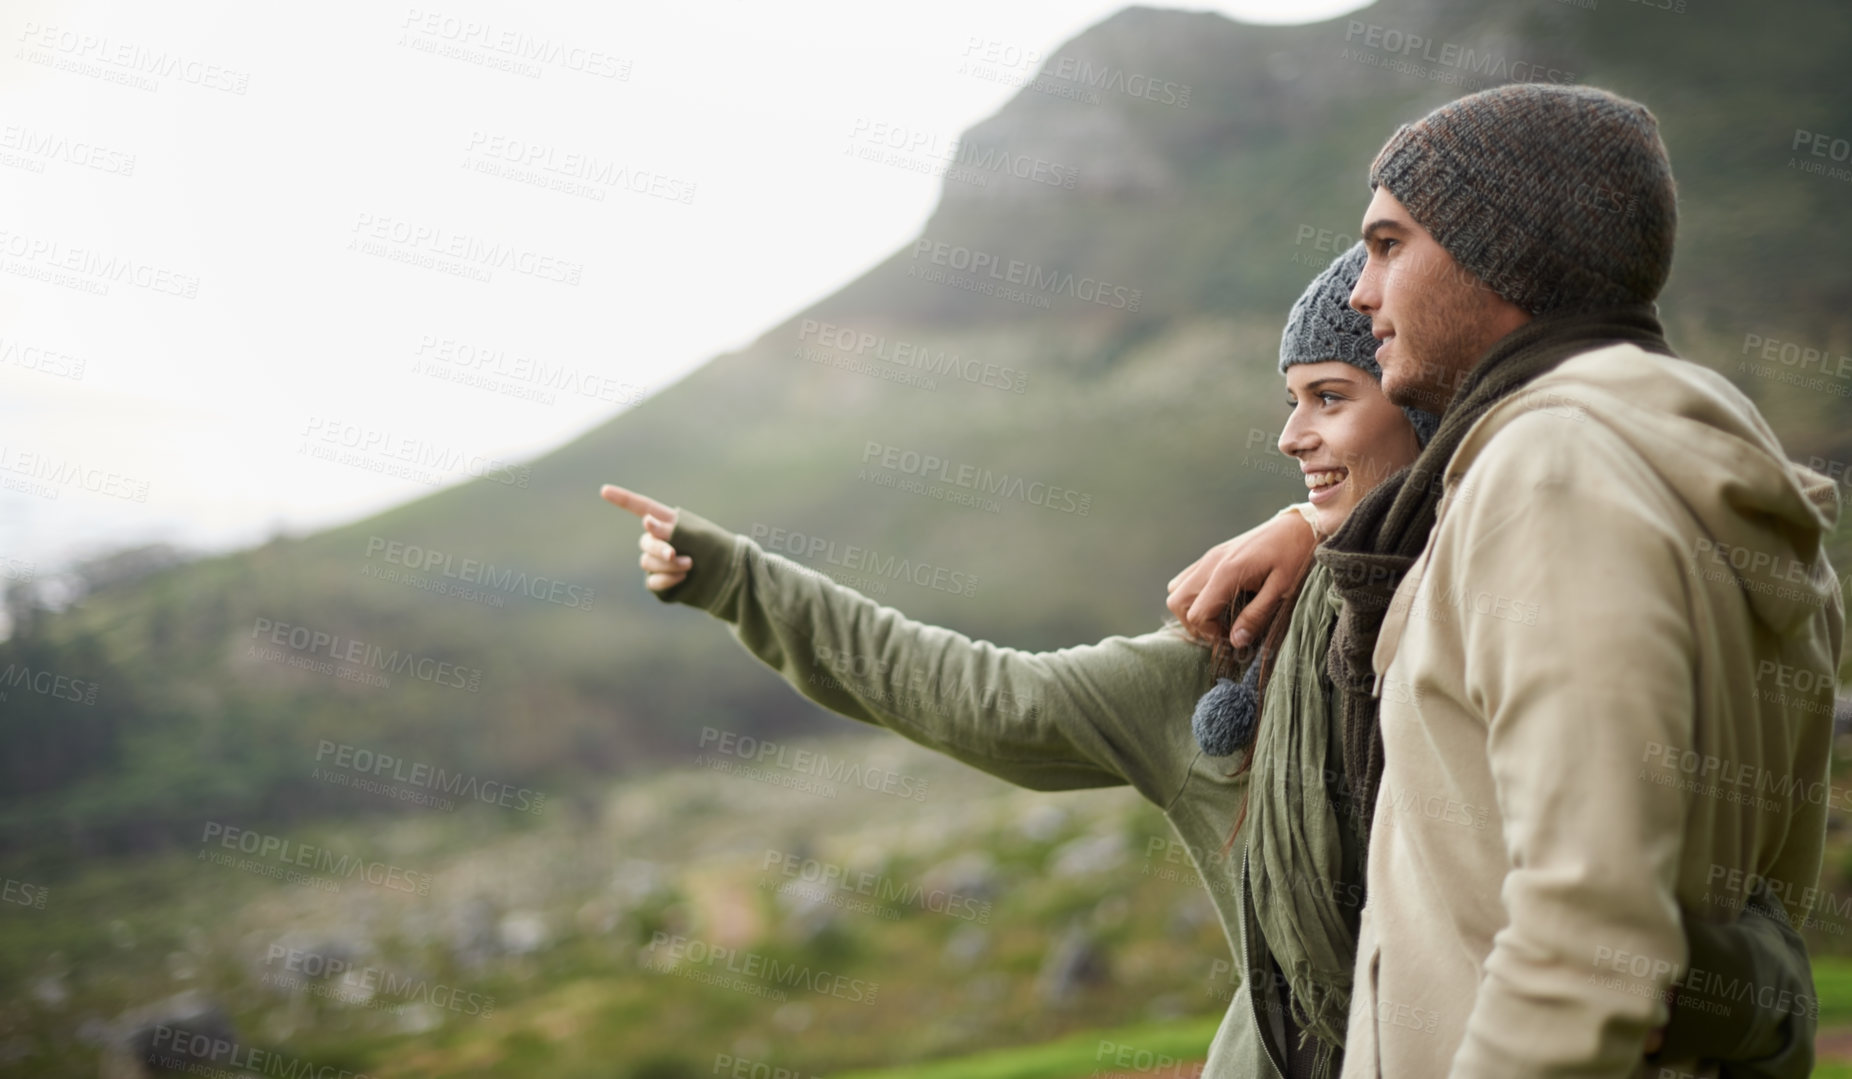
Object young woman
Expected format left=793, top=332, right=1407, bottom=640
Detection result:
left=602, top=246, right=1812, bottom=1078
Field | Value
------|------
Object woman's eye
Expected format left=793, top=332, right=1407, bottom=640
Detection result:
left=1320, top=392, right=1343, bottom=405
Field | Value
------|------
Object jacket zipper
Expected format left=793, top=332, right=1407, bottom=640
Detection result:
left=1240, top=847, right=1289, bottom=1079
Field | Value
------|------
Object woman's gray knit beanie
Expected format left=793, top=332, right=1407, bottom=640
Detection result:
left=1369, top=82, right=1677, bottom=315
left=1279, top=242, right=1440, bottom=447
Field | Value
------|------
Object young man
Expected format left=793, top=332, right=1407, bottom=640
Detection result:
left=1173, top=83, right=1843, bottom=1078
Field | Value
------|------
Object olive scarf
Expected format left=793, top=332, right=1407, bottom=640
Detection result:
left=1247, top=558, right=1363, bottom=1061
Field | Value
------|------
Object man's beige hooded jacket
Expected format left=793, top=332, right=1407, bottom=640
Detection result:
left=1339, top=343, right=1845, bottom=1078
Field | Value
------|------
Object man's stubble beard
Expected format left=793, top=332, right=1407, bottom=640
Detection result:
left=1383, top=276, right=1508, bottom=417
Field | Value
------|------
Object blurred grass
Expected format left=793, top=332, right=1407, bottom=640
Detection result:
left=800, top=956, right=1852, bottom=1079
left=834, top=1015, right=1221, bottom=1079
left=0, top=735, right=1248, bottom=1078
left=1822, top=956, right=1852, bottom=1027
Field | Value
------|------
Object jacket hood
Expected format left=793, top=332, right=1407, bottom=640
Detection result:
left=1451, top=343, right=1842, bottom=638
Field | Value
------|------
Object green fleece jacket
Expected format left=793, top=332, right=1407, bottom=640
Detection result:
left=656, top=508, right=1306, bottom=1077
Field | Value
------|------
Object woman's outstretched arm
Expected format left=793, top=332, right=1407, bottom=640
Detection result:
left=602, top=485, right=1220, bottom=807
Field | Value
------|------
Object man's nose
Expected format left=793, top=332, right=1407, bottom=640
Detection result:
left=1349, top=264, right=1379, bottom=315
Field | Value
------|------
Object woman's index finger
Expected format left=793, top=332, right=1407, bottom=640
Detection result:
left=599, top=484, right=674, bottom=522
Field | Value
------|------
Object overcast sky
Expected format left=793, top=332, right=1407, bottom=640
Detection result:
left=0, top=0, right=1372, bottom=584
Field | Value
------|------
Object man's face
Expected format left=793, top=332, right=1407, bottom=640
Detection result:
left=1348, top=187, right=1530, bottom=414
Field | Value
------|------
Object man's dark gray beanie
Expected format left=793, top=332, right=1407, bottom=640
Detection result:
left=1280, top=242, right=1440, bottom=447
left=1369, top=82, right=1677, bottom=315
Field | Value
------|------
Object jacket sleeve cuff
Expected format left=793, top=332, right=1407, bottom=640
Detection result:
left=651, top=508, right=747, bottom=612
left=1274, top=501, right=1322, bottom=538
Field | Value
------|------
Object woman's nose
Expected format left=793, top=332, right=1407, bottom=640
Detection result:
left=1278, top=417, right=1317, bottom=457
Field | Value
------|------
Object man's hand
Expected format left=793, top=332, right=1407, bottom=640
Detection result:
left=600, top=484, right=691, bottom=592
left=1165, top=508, right=1317, bottom=647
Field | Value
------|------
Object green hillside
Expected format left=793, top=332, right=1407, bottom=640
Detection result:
left=6, top=0, right=1850, bottom=867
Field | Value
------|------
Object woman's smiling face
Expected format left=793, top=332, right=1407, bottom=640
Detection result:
left=1278, top=360, right=1423, bottom=536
